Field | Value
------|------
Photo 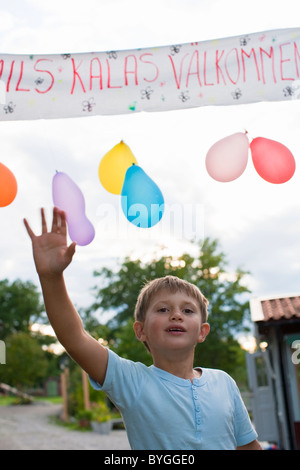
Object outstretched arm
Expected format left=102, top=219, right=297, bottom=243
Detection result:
left=24, top=207, right=108, bottom=385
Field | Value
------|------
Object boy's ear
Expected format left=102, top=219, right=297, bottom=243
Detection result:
left=133, top=321, right=146, bottom=343
left=198, top=323, right=210, bottom=344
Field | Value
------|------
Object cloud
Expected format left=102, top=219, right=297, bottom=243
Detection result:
left=0, top=11, right=16, bottom=33
left=217, top=206, right=300, bottom=296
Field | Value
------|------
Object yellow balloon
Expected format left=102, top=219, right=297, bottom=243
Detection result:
left=99, top=141, right=138, bottom=194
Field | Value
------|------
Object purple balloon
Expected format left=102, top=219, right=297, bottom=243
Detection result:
left=52, top=171, right=95, bottom=246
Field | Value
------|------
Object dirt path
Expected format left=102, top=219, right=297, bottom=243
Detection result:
left=0, top=403, right=130, bottom=450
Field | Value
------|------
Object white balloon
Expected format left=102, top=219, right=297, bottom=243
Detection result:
left=205, top=133, right=249, bottom=182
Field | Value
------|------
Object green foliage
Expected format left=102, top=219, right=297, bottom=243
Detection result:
left=0, top=278, right=62, bottom=390
left=112, top=318, right=152, bottom=366
left=90, top=401, right=113, bottom=422
left=0, top=278, right=44, bottom=339
left=0, top=332, right=48, bottom=389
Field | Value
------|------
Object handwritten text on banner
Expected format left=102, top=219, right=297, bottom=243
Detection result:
left=0, top=28, right=299, bottom=120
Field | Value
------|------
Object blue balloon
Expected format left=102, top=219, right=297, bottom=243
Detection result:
left=121, top=164, right=164, bottom=228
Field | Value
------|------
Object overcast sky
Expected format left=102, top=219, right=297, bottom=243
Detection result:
left=0, top=0, right=300, bottom=315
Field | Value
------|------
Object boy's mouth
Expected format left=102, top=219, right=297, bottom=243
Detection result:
left=166, top=326, right=186, bottom=333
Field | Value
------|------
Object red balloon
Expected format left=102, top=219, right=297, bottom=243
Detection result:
left=250, top=137, right=295, bottom=184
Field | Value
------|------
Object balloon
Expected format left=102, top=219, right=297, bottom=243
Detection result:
left=0, top=162, right=17, bottom=207
left=121, top=164, right=164, bottom=228
left=205, top=132, right=249, bottom=182
left=52, top=171, right=95, bottom=246
left=99, top=140, right=138, bottom=194
left=250, top=137, right=295, bottom=184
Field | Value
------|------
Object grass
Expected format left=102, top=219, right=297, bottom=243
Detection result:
left=35, top=396, right=62, bottom=404
left=0, top=395, right=63, bottom=406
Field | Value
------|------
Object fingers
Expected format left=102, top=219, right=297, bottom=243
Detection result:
left=51, top=207, right=58, bottom=232
left=25, top=207, right=68, bottom=238
left=66, top=241, right=76, bottom=261
left=59, top=208, right=67, bottom=236
left=41, top=208, right=48, bottom=233
left=23, top=217, right=35, bottom=240
left=23, top=209, right=46, bottom=239
left=51, top=206, right=67, bottom=235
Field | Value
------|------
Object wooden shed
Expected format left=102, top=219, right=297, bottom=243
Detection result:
left=247, top=294, right=300, bottom=450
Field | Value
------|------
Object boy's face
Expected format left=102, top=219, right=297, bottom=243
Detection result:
left=134, top=289, right=210, bottom=357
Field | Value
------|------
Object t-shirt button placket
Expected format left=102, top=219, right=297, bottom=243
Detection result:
left=192, top=384, right=202, bottom=432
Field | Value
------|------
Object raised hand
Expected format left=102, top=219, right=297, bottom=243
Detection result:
left=24, top=207, right=76, bottom=278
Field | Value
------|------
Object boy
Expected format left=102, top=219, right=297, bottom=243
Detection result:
left=24, top=207, right=261, bottom=450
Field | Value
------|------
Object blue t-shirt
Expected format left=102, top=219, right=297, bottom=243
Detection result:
left=90, top=349, right=257, bottom=450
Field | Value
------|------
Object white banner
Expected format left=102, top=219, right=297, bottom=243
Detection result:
left=0, top=28, right=299, bottom=121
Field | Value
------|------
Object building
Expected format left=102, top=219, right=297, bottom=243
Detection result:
left=247, top=294, right=300, bottom=450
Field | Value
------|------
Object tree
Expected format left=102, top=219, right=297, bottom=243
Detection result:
left=0, top=332, right=48, bottom=390
left=0, top=279, right=44, bottom=339
left=89, top=238, right=251, bottom=378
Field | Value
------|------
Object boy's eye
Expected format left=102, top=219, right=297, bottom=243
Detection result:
left=183, top=308, right=194, bottom=314
left=157, top=307, right=194, bottom=314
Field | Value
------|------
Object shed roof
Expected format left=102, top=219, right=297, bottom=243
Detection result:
left=250, top=294, right=300, bottom=322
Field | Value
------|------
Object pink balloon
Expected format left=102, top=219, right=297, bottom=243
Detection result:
left=52, top=172, right=95, bottom=246
left=250, top=137, right=295, bottom=184
left=205, top=132, right=249, bottom=182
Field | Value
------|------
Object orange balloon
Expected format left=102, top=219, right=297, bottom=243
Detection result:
left=0, top=162, right=18, bottom=207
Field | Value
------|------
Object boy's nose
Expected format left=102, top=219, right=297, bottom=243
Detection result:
left=170, top=309, right=183, bottom=320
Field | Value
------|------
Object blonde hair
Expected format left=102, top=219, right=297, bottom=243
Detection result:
left=134, top=275, right=209, bottom=324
